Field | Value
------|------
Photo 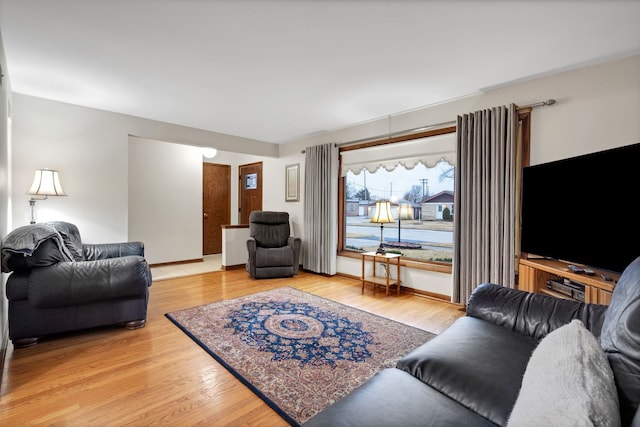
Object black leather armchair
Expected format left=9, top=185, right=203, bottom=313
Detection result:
left=1, top=221, right=152, bottom=348
left=246, top=211, right=301, bottom=279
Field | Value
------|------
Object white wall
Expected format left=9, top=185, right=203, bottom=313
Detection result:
left=10, top=94, right=278, bottom=243
left=211, top=148, right=305, bottom=267
left=207, top=148, right=305, bottom=236
left=287, top=55, right=640, bottom=164
left=1, top=28, right=12, bottom=352
left=222, top=227, right=250, bottom=267
left=8, top=55, right=639, bottom=297
left=285, top=54, right=640, bottom=297
left=128, top=137, right=202, bottom=264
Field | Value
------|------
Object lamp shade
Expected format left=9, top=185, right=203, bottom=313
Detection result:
left=398, top=203, right=414, bottom=220
left=371, top=201, right=394, bottom=224
left=27, top=169, right=66, bottom=196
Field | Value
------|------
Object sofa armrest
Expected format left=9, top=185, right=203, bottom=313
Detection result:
left=287, top=236, right=301, bottom=249
left=246, top=237, right=257, bottom=278
left=288, top=236, right=302, bottom=274
left=28, top=255, right=152, bottom=308
left=466, top=283, right=608, bottom=340
left=83, top=242, right=145, bottom=260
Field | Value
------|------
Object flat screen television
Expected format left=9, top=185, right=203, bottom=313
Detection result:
left=521, top=142, right=640, bottom=274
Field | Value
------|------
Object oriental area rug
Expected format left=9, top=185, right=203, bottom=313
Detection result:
left=165, top=286, right=435, bottom=426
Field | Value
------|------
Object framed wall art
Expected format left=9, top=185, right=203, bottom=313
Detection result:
left=245, top=173, right=258, bottom=190
left=285, top=163, right=299, bottom=202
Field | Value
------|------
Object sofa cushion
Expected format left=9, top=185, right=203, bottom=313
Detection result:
left=396, top=316, right=538, bottom=426
left=302, top=368, right=496, bottom=427
left=249, top=211, right=291, bottom=248
left=28, top=256, right=151, bottom=308
left=255, top=246, right=295, bottom=267
left=507, top=319, right=620, bottom=427
left=467, top=283, right=608, bottom=340
left=600, top=256, right=640, bottom=426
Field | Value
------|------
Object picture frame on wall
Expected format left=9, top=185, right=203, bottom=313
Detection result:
left=285, top=163, right=300, bottom=202
left=245, top=173, right=258, bottom=190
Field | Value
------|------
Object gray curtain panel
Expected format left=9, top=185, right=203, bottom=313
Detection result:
left=303, top=143, right=339, bottom=275
left=453, top=104, right=518, bottom=304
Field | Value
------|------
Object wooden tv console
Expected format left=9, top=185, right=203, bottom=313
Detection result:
left=518, top=258, right=619, bottom=305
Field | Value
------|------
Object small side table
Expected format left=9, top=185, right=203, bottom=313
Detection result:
left=360, top=251, right=402, bottom=296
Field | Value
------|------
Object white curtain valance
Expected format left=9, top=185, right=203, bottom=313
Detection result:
left=340, top=132, right=456, bottom=176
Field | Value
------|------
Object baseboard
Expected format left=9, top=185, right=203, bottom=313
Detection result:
left=222, top=264, right=245, bottom=270
left=301, top=268, right=335, bottom=278
left=149, top=258, right=203, bottom=268
left=406, top=287, right=455, bottom=304
left=336, top=272, right=453, bottom=303
left=225, top=264, right=303, bottom=272
left=0, top=322, right=8, bottom=386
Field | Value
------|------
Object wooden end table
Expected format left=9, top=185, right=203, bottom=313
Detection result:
left=360, top=251, right=402, bottom=296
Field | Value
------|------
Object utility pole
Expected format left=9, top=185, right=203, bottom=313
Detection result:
left=419, top=178, right=429, bottom=198
left=363, top=170, right=367, bottom=201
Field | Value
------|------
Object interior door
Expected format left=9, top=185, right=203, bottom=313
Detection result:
left=238, top=161, right=263, bottom=224
left=203, top=163, right=231, bottom=255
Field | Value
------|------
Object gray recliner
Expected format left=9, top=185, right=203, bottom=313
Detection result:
left=246, top=211, right=301, bottom=279
left=1, top=221, right=152, bottom=348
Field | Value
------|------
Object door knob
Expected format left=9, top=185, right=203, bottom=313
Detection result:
left=203, top=212, right=208, bottom=218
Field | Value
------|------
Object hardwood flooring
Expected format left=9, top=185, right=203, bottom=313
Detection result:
left=0, top=270, right=464, bottom=426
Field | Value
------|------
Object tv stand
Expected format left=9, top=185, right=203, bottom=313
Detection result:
left=518, top=257, right=619, bottom=305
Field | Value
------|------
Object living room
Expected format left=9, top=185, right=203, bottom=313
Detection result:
left=5, top=52, right=640, bottom=298
left=1, top=1, right=640, bottom=425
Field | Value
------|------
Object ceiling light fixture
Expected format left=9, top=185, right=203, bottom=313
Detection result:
left=202, top=147, right=218, bottom=159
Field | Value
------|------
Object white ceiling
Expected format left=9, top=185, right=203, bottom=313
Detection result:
left=1, top=0, right=639, bottom=144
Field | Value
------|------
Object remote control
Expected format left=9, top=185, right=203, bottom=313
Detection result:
left=583, top=269, right=595, bottom=276
left=567, top=264, right=584, bottom=274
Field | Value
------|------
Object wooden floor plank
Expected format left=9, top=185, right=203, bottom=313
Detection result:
left=0, top=270, right=464, bottom=425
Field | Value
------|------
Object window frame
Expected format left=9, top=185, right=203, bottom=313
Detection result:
left=337, top=109, right=531, bottom=275
left=337, top=126, right=457, bottom=273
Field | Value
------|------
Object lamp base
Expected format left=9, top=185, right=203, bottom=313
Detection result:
left=29, top=199, right=37, bottom=224
left=375, top=244, right=386, bottom=255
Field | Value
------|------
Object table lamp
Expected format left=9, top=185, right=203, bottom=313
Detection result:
left=27, top=169, right=67, bottom=224
left=370, top=200, right=394, bottom=254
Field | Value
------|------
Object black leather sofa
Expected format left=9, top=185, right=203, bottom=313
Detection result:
left=304, top=256, right=640, bottom=427
left=2, top=221, right=153, bottom=348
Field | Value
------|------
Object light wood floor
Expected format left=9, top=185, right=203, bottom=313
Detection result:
left=0, top=270, right=464, bottom=426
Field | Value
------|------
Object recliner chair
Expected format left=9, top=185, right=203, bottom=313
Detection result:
left=1, top=221, right=152, bottom=348
left=246, top=211, right=301, bottom=279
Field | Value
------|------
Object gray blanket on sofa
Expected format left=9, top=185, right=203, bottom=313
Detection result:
left=1, top=223, right=75, bottom=272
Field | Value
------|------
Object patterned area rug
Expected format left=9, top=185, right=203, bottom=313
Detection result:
left=165, top=287, right=435, bottom=426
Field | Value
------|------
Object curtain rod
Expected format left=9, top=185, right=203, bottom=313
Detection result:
left=300, top=120, right=454, bottom=154
left=301, top=99, right=556, bottom=154
left=518, top=99, right=556, bottom=109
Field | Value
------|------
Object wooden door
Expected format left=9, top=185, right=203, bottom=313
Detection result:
left=238, top=162, right=263, bottom=224
left=203, top=163, right=231, bottom=255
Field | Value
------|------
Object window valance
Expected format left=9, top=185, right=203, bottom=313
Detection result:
left=340, top=132, right=456, bottom=177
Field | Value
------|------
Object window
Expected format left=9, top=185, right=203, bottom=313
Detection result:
left=339, top=128, right=456, bottom=265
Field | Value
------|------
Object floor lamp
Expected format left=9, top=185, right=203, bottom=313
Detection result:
left=370, top=200, right=394, bottom=255
left=27, top=169, right=67, bottom=224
